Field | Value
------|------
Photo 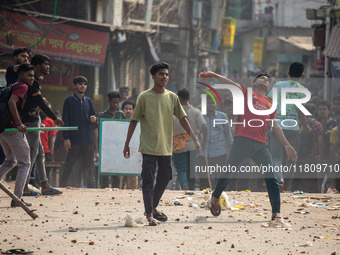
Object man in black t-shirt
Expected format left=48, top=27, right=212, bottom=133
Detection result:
left=5, top=47, right=31, bottom=86
left=22, top=54, right=64, bottom=196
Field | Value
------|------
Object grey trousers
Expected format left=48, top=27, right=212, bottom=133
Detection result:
left=0, top=132, right=31, bottom=198
left=25, top=119, right=48, bottom=184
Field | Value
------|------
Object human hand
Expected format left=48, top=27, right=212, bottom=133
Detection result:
left=284, top=144, right=297, bottom=161
left=90, top=115, right=97, bottom=123
left=199, top=71, right=215, bottom=79
left=55, top=117, right=64, bottom=127
left=123, top=144, right=130, bottom=158
left=94, top=152, right=99, bottom=163
left=64, top=139, right=71, bottom=152
left=17, top=123, right=27, bottom=133
left=194, top=140, right=201, bottom=154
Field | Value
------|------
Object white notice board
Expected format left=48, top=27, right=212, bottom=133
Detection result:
left=99, top=119, right=142, bottom=176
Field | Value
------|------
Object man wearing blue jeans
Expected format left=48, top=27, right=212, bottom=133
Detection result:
left=199, top=71, right=297, bottom=226
left=268, top=62, right=309, bottom=191
left=173, top=88, right=207, bottom=190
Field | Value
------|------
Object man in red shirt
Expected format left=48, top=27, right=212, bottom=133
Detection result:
left=0, top=64, right=35, bottom=207
left=199, top=71, right=296, bottom=227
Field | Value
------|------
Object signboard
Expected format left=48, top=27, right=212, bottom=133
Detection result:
left=0, top=11, right=109, bottom=66
left=98, top=119, right=142, bottom=187
left=220, top=18, right=236, bottom=51
left=255, top=0, right=274, bottom=21
left=253, top=37, right=264, bottom=68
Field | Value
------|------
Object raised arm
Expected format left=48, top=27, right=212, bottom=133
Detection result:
left=199, top=71, right=242, bottom=90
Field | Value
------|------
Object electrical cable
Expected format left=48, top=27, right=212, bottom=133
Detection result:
left=29, top=0, right=57, bottom=48
left=0, top=0, right=57, bottom=50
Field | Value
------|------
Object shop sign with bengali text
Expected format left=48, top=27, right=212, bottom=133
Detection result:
left=0, top=11, right=109, bottom=66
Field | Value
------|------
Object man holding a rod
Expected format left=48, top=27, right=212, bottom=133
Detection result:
left=0, top=64, right=35, bottom=207
left=21, top=54, right=64, bottom=196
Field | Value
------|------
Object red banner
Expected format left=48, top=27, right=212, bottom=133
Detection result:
left=0, top=11, right=109, bottom=66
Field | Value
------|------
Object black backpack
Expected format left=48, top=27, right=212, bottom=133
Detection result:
left=298, top=118, right=316, bottom=158
left=0, top=84, right=16, bottom=133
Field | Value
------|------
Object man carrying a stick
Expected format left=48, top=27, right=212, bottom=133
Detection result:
left=0, top=64, right=35, bottom=207
left=22, top=54, right=64, bottom=196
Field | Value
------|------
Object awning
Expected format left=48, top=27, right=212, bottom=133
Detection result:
left=278, top=36, right=315, bottom=51
left=324, top=25, right=340, bottom=58
left=0, top=10, right=109, bottom=66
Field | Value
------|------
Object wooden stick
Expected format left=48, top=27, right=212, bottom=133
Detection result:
left=202, top=150, right=213, bottom=190
left=0, top=181, right=38, bottom=220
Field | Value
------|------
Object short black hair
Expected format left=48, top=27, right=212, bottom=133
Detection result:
left=253, top=72, right=270, bottom=84
left=107, top=91, right=121, bottom=102
left=31, top=54, right=50, bottom=66
left=17, top=63, right=35, bottom=74
left=13, top=47, right=31, bottom=57
left=122, top=100, right=135, bottom=110
left=73, top=76, right=88, bottom=85
left=150, top=62, right=170, bottom=75
left=177, top=88, right=190, bottom=101
left=304, top=103, right=316, bottom=115
left=318, top=100, right=331, bottom=111
left=289, top=62, right=305, bottom=78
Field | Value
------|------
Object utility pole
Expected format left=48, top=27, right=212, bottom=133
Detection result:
left=145, top=0, right=153, bottom=31
left=177, top=0, right=192, bottom=91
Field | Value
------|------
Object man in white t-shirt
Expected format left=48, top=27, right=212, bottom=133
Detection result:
left=267, top=62, right=309, bottom=191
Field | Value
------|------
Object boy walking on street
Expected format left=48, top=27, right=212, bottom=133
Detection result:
left=123, top=62, right=201, bottom=226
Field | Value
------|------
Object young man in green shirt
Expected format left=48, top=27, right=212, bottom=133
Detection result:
left=123, top=62, right=201, bottom=226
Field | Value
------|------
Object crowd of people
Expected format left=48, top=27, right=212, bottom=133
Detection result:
left=0, top=48, right=339, bottom=227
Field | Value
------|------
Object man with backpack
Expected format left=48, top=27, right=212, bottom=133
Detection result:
left=0, top=48, right=31, bottom=165
left=0, top=64, right=35, bottom=207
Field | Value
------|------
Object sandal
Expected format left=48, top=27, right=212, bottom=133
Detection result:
left=208, top=196, right=221, bottom=217
left=146, top=217, right=158, bottom=226
left=23, top=190, right=40, bottom=197
left=153, top=211, right=168, bottom=222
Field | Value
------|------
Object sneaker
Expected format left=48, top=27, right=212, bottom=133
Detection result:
left=261, top=218, right=291, bottom=228
left=11, top=199, right=32, bottom=208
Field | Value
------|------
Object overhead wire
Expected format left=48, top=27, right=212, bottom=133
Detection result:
left=0, top=0, right=57, bottom=50
left=5, top=0, right=42, bottom=7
